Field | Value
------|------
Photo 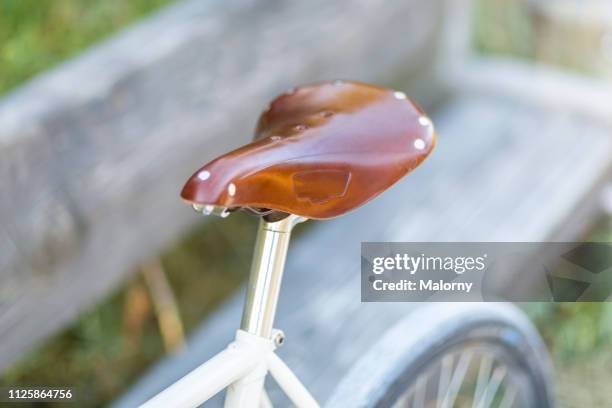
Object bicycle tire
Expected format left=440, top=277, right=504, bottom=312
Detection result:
left=325, top=303, right=554, bottom=408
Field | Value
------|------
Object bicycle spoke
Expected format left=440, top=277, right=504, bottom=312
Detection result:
left=441, top=351, right=473, bottom=408
left=472, top=354, right=493, bottom=408
left=498, top=384, right=517, bottom=408
left=386, top=341, right=548, bottom=408
left=436, top=354, right=454, bottom=406
left=476, top=366, right=507, bottom=408
left=412, top=374, right=428, bottom=408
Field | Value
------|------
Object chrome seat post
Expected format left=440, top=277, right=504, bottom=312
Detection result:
left=240, top=215, right=305, bottom=338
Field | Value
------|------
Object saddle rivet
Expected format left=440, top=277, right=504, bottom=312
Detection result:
left=197, top=170, right=211, bottom=181
left=393, top=91, right=407, bottom=100
left=228, top=183, right=237, bottom=196
left=419, top=116, right=432, bottom=127
left=414, top=138, right=426, bottom=150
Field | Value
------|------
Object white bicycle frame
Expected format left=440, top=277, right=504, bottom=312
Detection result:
left=141, top=215, right=319, bottom=408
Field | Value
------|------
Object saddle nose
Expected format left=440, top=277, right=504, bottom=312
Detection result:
left=181, top=80, right=435, bottom=220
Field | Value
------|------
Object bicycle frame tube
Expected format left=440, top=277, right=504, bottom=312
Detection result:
left=240, top=215, right=304, bottom=337
left=141, top=337, right=260, bottom=407
left=225, top=215, right=305, bottom=405
left=141, top=215, right=317, bottom=408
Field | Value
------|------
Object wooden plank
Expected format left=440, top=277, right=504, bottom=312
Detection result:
left=0, top=0, right=445, bottom=372
left=445, top=57, right=612, bottom=128
left=113, top=88, right=612, bottom=406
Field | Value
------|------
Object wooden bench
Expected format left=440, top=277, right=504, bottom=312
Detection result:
left=115, top=76, right=612, bottom=404
left=0, top=0, right=444, bottom=373
left=114, top=28, right=612, bottom=408
left=0, top=0, right=610, bottom=404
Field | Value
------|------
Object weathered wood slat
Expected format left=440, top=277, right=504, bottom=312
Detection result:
left=0, top=0, right=445, bottom=370
left=446, top=57, right=612, bottom=128
left=113, top=84, right=612, bottom=406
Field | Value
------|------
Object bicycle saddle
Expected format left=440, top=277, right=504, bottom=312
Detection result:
left=181, top=80, right=435, bottom=220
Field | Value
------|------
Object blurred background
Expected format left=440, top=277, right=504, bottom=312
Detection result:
left=1, top=0, right=611, bottom=407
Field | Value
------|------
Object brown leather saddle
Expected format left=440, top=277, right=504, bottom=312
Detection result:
left=181, top=80, right=435, bottom=220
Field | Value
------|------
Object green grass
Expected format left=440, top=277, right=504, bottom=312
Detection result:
left=522, top=221, right=612, bottom=364
left=473, top=0, right=536, bottom=60
left=525, top=303, right=612, bottom=361
left=0, top=0, right=175, bottom=95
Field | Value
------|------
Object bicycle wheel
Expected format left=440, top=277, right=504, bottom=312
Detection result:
left=326, top=303, right=554, bottom=408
